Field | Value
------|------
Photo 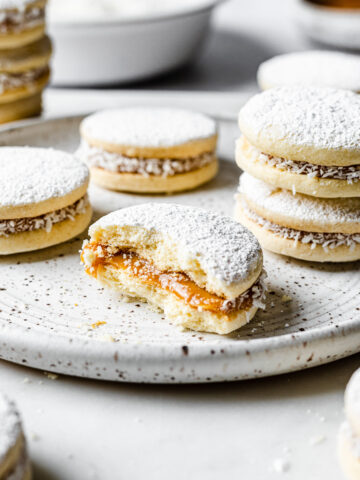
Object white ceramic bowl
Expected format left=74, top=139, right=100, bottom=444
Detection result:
left=296, top=0, right=360, bottom=50
left=48, top=1, right=220, bottom=86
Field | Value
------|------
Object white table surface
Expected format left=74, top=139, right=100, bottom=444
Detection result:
left=1, top=0, right=360, bottom=478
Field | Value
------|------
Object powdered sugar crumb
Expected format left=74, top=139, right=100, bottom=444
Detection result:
left=0, top=147, right=89, bottom=209
left=272, top=458, right=290, bottom=473
left=91, top=203, right=262, bottom=287
left=81, top=108, right=217, bottom=148
left=258, top=50, right=360, bottom=92
left=309, top=435, right=325, bottom=446
left=239, top=86, right=360, bottom=153
left=239, top=173, right=360, bottom=228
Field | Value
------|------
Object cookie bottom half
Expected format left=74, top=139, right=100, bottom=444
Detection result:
left=95, top=260, right=259, bottom=335
left=235, top=202, right=360, bottom=262
left=0, top=92, right=42, bottom=124
left=0, top=25, right=45, bottom=49
left=236, top=140, right=360, bottom=198
left=0, top=204, right=92, bottom=255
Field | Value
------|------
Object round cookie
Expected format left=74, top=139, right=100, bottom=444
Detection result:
left=257, top=50, right=360, bottom=92
left=235, top=173, right=360, bottom=262
left=81, top=203, right=265, bottom=335
left=0, top=0, right=46, bottom=49
left=0, top=147, right=92, bottom=254
left=77, top=108, right=218, bottom=194
left=237, top=87, right=360, bottom=198
left=0, top=35, right=51, bottom=105
left=0, top=394, right=30, bottom=480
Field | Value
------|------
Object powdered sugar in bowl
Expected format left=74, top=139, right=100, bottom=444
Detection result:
left=48, top=0, right=222, bottom=86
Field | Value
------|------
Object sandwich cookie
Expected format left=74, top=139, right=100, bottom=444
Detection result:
left=0, top=0, right=46, bottom=49
left=236, top=173, right=360, bottom=262
left=0, top=147, right=92, bottom=254
left=0, top=394, right=31, bottom=480
left=237, top=87, right=360, bottom=198
left=258, top=50, right=360, bottom=92
left=81, top=203, right=265, bottom=335
left=77, top=108, right=218, bottom=194
left=338, top=369, right=360, bottom=480
left=0, top=35, right=50, bottom=121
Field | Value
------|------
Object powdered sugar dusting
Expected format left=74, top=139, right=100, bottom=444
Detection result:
left=81, top=108, right=217, bottom=148
left=0, top=147, right=89, bottom=209
left=91, top=203, right=262, bottom=286
left=258, top=51, right=360, bottom=92
left=0, top=394, right=22, bottom=465
left=239, top=86, right=360, bottom=153
left=239, top=173, right=360, bottom=228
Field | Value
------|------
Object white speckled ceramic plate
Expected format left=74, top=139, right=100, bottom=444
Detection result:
left=0, top=115, right=359, bottom=383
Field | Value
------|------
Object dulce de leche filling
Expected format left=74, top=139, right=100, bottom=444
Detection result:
left=81, top=243, right=261, bottom=315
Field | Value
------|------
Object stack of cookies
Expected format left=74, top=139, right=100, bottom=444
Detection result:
left=0, top=0, right=51, bottom=123
left=235, top=86, right=360, bottom=262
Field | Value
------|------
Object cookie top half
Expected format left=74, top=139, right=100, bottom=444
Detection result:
left=80, top=108, right=218, bottom=159
left=0, top=147, right=89, bottom=220
left=258, top=51, right=360, bottom=92
left=239, top=87, right=360, bottom=166
left=89, top=203, right=263, bottom=299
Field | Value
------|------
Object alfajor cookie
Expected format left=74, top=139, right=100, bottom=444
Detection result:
left=81, top=203, right=266, bottom=335
left=0, top=147, right=92, bottom=254
left=338, top=369, right=360, bottom=480
left=0, top=0, right=46, bottom=49
left=77, top=108, right=218, bottom=194
left=0, top=35, right=50, bottom=115
left=0, top=394, right=32, bottom=480
left=236, top=173, right=360, bottom=262
left=258, top=50, right=360, bottom=92
left=237, top=87, right=360, bottom=198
